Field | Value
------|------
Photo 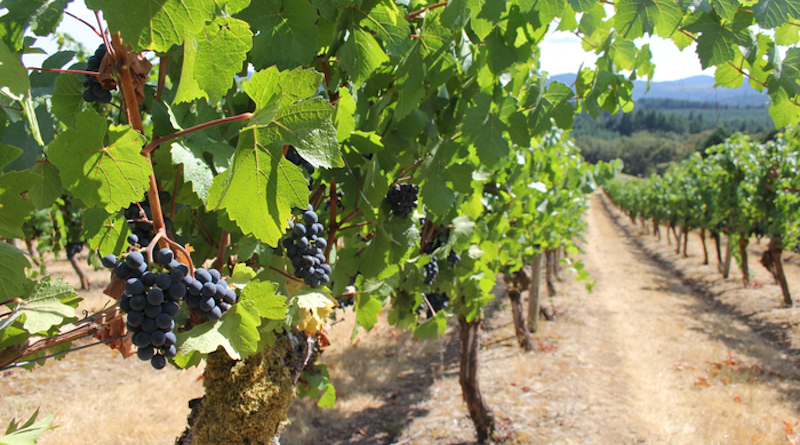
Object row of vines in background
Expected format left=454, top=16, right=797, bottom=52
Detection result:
left=0, top=0, right=796, bottom=443
left=604, top=128, right=800, bottom=307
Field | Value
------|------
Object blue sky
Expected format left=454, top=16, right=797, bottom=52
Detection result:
left=23, top=3, right=712, bottom=82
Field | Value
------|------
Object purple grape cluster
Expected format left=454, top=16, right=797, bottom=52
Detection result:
left=423, top=257, right=438, bottom=285
left=184, top=266, right=237, bottom=320
left=102, top=248, right=187, bottom=369
left=386, top=183, right=418, bottom=219
left=285, top=145, right=315, bottom=175
left=420, top=291, right=449, bottom=318
left=283, top=205, right=331, bottom=288
left=447, top=250, right=461, bottom=265
left=82, top=44, right=112, bottom=104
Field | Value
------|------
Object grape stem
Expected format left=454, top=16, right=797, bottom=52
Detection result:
left=212, top=230, right=230, bottom=272
left=338, top=221, right=376, bottom=232
left=170, top=164, right=181, bottom=223
left=405, top=1, right=447, bottom=20
left=393, top=155, right=428, bottom=185
left=422, top=294, right=437, bottom=317
left=96, top=11, right=114, bottom=57
left=64, top=11, right=102, bottom=37
left=324, top=178, right=339, bottom=258
left=141, top=113, right=253, bottom=155
left=0, top=334, right=129, bottom=372
left=269, top=266, right=304, bottom=283
left=145, top=231, right=165, bottom=264
left=156, top=56, right=168, bottom=103
left=26, top=67, right=105, bottom=76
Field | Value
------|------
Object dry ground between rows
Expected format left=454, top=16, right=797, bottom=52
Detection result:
left=3, top=192, right=800, bottom=444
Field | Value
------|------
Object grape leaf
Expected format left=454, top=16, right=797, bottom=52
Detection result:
left=85, top=0, right=216, bottom=52
left=711, top=0, right=738, bottom=21
left=317, top=383, right=336, bottom=409
left=334, top=87, right=356, bottom=143
left=0, top=41, right=42, bottom=146
left=360, top=2, right=411, bottom=57
left=218, top=296, right=262, bottom=357
left=714, top=57, right=744, bottom=87
left=769, top=92, right=800, bottom=127
left=0, top=145, right=22, bottom=170
left=174, top=17, right=252, bottom=105
left=0, top=241, right=30, bottom=299
left=48, top=110, right=150, bottom=213
left=614, top=0, right=682, bottom=39
left=207, top=126, right=308, bottom=246
left=0, top=171, right=41, bottom=238
left=355, top=294, right=382, bottom=331
left=242, top=0, right=319, bottom=71
left=753, top=0, right=800, bottom=28
left=420, top=141, right=474, bottom=216
left=30, top=0, right=70, bottom=36
left=463, top=93, right=509, bottom=168
left=413, top=312, right=447, bottom=339
left=0, top=409, right=55, bottom=445
left=30, top=50, right=75, bottom=97
left=83, top=207, right=128, bottom=256
left=266, top=99, right=342, bottom=169
left=339, top=28, right=389, bottom=86
left=0, top=123, right=40, bottom=173
left=51, top=73, right=83, bottom=128
left=775, top=20, right=800, bottom=45
left=28, top=162, right=62, bottom=209
left=176, top=316, right=250, bottom=362
left=240, top=280, right=287, bottom=319
left=684, top=11, right=753, bottom=69
left=14, top=277, right=80, bottom=334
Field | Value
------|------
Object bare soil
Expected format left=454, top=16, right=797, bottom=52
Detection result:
left=4, top=192, right=800, bottom=444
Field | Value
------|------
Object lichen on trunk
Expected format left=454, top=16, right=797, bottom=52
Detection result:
left=181, top=337, right=296, bottom=445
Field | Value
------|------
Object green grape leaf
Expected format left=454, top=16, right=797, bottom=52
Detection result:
left=218, top=297, right=262, bottom=357
left=711, top=0, right=739, bottom=21
left=355, top=294, right=382, bottom=331
left=0, top=241, right=30, bottom=299
left=0, top=122, right=41, bottom=173
left=775, top=20, right=800, bottom=45
left=0, top=171, right=40, bottom=238
left=441, top=0, right=470, bottom=29
left=463, top=93, right=509, bottom=168
left=0, top=409, right=55, bottom=445
left=360, top=2, right=411, bottom=57
left=83, top=207, right=128, bottom=256
left=334, top=87, right=356, bottom=143
left=176, top=314, right=255, bottom=362
left=769, top=93, right=800, bottom=127
left=174, top=17, right=252, bottom=105
left=714, top=57, right=744, bottom=87
left=243, top=0, right=319, bottom=71
left=169, top=135, right=235, bottom=203
left=0, top=1, right=41, bottom=51
left=51, top=73, right=84, bottom=128
left=469, top=0, right=507, bottom=41
left=207, top=126, right=307, bottom=247
left=28, top=162, right=62, bottom=209
left=30, top=50, right=75, bottom=97
left=339, top=28, right=389, bottom=86
left=485, top=28, right=517, bottom=75
left=413, top=312, right=447, bottom=339
left=267, top=100, right=342, bottom=169
left=48, top=110, right=150, bottom=213
left=30, top=0, right=70, bottom=36
left=0, top=41, right=42, bottom=146
left=614, top=0, right=682, bottom=39
left=569, top=0, right=596, bottom=12
left=317, top=383, right=336, bottom=409
left=394, top=87, right=426, bottom=121
left=420, top=141, right=474, bottom=216
left=685, top=11, right=753, bottom=69
left=85, top=0, right=216, bottom=52
left=528, top=81, right=576, bottom=133
left=17, top=277, right=80, bottom=334
left=0, top=145, right=22, bottom=170
left=240, top=280, right=287, bottom=320
left=753, top=0, right=800, bottom=28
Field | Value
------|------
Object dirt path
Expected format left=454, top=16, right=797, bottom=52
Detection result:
left=579, top=192, right=800, bottom=444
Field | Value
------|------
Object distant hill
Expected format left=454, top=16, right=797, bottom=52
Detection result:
left=550, top=73, right=770, bottom=108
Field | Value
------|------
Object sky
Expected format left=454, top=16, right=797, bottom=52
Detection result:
left=23, top=2, right=713, bottom=83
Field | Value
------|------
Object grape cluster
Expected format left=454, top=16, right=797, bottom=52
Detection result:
left=285, top=146, right=315, bottom=175
left=336, top=286, right=356, bottom=309
left=102, top=248, right=187, bottom=370
left=323, top=192, right=344, bottom=212
left=420, top=291, right=449, bottom=318
left=184, top=266, right=237, bottom=320
left=66, top=242, right=83, bottom=260
left=386, top=183, right=418, bottom=219
left=82, top=44, right=113, bottom=104
left=447, top=250, right=461, bottom=265
left=124, top=193, right=173, bottom=247
left=283, top=205, right=331, bottom=288
left=423, top=257, right=438, bottom=285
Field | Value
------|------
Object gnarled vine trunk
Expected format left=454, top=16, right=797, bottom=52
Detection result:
left=653, top=219, right=660, bottom=240
left=699, top=228, right=708, bottom=265
left=681, top=226, right=689, bottom=258
left=527, top=254, right=544, bottom=333
left=503, top=270, right=532, bottom=351
left=738, top=233, right=750, bottom=287
left=666, top=222, right=672, bottom=245
left=712, top=231, right=722, bottom=266
left=722, top=235, right=733, bottom=278
left=761, top=237, right=792, bottom=307
left=545, top=249, right=557, bottom=296
left=673, top=224, right=681, bottom=255
left=458, top=316, right=495, bottom=444
left=554, top=247, right=562, bottom=282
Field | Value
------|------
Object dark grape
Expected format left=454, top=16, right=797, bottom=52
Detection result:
left=163, top=345, right=177, bottom=358
left=155, top=273, right=172, bottom=290
left=114, top=263, right=132, bottom=279
left=164, top=332, right=177, bottom=347
left=126, top=251, right=145, bottom=268
left=284, top=145, right=315, bottom=174
left=209, top=269, right=221, bottom=283
left=151, top=354, right=167, bottom=370
left=168, top=282, right=186, bottom=300
left=194, top=268, right=212, bottom=284
left=137, top=346, right=155, bottom=361
left=130, top=294, right=147, bottom=311
left=150, top=330, right=166, bottom=347
left=423, top=257, right=439, bottom=285
left=127, top=310, right=145, bottom=327
left=155, top=313, right=172, bottom=330
left=447, top=250, right=461, bottom=265
left=146, top=288, right=165, bottom=306
left=163, top=301, right=180, bottom=318
left=144, top=303, right=162, bottom=318
left=141, top=271, right=157, bottom=287
left=133, top=331, right=151, bottom=348
left=102, top=254, right=118, bottom=269
left=157, top=248, right=174, bottom=264
left=141, top=317, right=158, bottom=333
left=119, top=296, right=132, bottom=313
left=386, top=183, right=419, bottom=219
